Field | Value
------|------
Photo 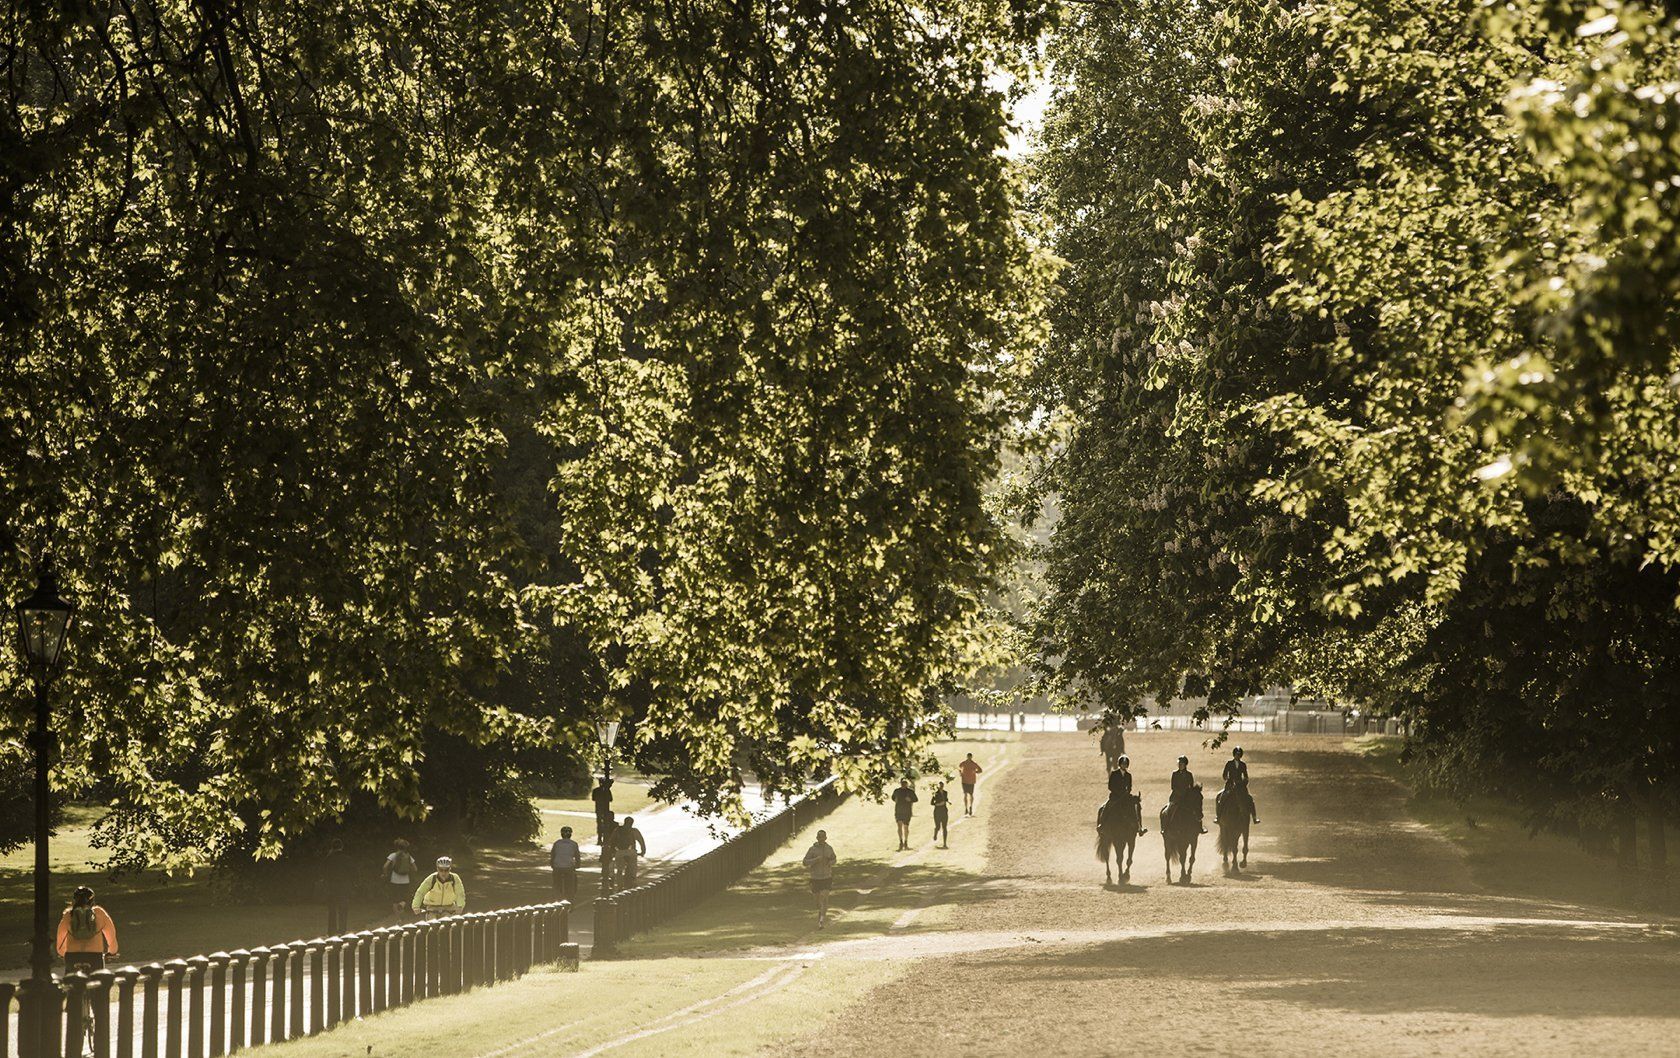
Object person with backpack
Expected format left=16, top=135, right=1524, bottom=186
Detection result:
left=383, top=838, right=417, bottom=921
left=56, top=886, right=118, bottom=974
left=411, top=856, right=467, bottom=918
left=550, top=826, right=582, bottom=900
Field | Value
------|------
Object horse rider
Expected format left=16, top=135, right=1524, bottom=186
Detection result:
left=1100, top=723, right=1126, bottom=768
left=1169, top=755, right=1207, bottom=833
left=1222, top=747, right=1260, bottom=824
left=1106, top=755, right=1147, bottom=835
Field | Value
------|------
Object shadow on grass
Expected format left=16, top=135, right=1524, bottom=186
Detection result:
left=621, top=861, right=1016, bottom=956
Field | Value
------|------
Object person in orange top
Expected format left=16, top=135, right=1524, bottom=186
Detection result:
left=56, top=886, right=119, bottom=974
left=957, top=753, right=983, bottom=816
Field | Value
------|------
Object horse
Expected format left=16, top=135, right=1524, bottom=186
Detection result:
left=1099, top=724, right=1127, bottom=774
left=1215, top=785, right=1250, bottom=873
left=1159, top=785, right=1202, bottom=884
left=1096, top=792, right=1141, bottom=884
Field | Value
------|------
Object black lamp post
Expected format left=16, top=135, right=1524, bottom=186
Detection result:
left=15, top=563, right=75, bottom=1053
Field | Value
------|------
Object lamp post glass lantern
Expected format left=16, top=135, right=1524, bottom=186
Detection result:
left=16, top=568, right=74, bottom=680
left=595, top=718, right=620, bottom=785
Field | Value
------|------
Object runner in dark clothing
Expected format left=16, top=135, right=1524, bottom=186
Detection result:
left=591, top=779, right=614, bottom=844
left=320, top=838, right=357, bottom=935
left=931, top=783, right=951, bottom=848
left=892, top=779, right=918, bottom=850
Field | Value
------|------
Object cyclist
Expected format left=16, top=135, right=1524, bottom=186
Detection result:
left=411, top=856, right=467, bottom=919
left=56, top=885, right=119, bottom=974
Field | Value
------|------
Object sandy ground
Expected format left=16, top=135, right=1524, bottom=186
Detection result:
left=774, top=732, right=1680, bottom=1058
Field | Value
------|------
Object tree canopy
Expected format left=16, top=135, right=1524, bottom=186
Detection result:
left=1, top=0, right=1051, bottom=864
left=1033, top=0, right=1680, bottom=845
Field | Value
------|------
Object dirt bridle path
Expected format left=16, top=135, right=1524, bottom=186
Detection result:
left=777, top=731, right=1680, bottom=1057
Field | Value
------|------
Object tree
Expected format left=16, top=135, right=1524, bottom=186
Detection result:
left=1, top=0, right=1051, bottom=863
left=1034, top=0, right=1680, bottom=855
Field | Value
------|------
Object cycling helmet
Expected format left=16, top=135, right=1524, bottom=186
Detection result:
left=1118, top=755, right=1129, bottom=765
left=1233, top=746, right=1244, bottom=756
left=1177, top=755, right=1189, bottom=764
left=72, top=885, right=94, bottom=906
left=436, top=856, right=453, bottom=868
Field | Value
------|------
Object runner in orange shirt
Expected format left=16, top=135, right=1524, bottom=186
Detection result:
left=957, top=753, right=983, bottom=816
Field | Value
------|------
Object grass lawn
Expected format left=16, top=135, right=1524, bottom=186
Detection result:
left=266, top=734, right=1018, bottom=1058
left=1356, top=736, right=1680, bottom=914
left=265, top=956, right=903, bottom=1058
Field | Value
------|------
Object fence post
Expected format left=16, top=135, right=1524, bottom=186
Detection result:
left=449, top=918, right=466, bottom=994
left=357, top=930, right=375, bottom=1015
left=89, top=969, right=115, bottom=1058
left=370, top=931, right=388, bottom=1014
left=63, top=971, right=89, bottom=1058
left=139, top=967, right=163, bottom=1058
left=323, top=939, right=341, bottom=1030
left=207, top=954, right=228, bottom=1058
left=267, top=944, right=287, bottom=1043
left=186, top=956, right=209, bottom=1058
left=287, top=941, right=304, bottom=1040
left=594, top=897, right=618, bottom=958
left=116, top=967, right=138, bottom=1058
left=306, top=941, right=325, bottom=1035
left=338, top=935, right=357, bottom=1019
left=226, top=952, right=249, bottom=1055
left=397, top=928, right=414, bottom=1005
left=245, top=950, right=267, bottom=1049
left=163, top=960, right=186, bottom=1058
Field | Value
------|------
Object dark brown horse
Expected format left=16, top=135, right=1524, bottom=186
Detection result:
left=1216, top=784, right=1251, bottom=872
left=1096, top=792, right=1141, bottom=883
left=1160, top=785, right=1202, bottom=884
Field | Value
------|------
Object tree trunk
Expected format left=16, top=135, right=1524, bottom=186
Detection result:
left=1648, top=802, right=1668, bottom=870
left=1616, top=802, right=1639, bottom=871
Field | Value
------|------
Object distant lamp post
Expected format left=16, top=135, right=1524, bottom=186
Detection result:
left=594, top=717, right=620, bottom=784
left=15, top=563, right=75, bottom=1052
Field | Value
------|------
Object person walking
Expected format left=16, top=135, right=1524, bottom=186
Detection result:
left=591, top=778, right=614, bottom=843
left=614, top=816, right=648, bottom=885
left=56, top=886, right=118, bottom=975
left=599, top=818, right=619, bottom=892
left=550, top=826, right=582, bottom=901
left=803, top=829, right=837, bottom=928
left=320, top=837, right=356, bottom=935
left=412, top=856, right=467, bottom=918
left=931, top=782, right=951, bottom=848
left=383, top=838, right=417, bottom=922
left=958, top=753, right=983, bottom=815
left=892, top=778, right=918, bottom=850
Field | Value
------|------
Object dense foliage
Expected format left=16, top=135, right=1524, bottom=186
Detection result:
left=1034, top=0, right=1680, bottom=854
left=0, top=0, right=1050, bottom=864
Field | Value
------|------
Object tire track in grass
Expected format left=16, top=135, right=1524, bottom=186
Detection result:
left=470, top=963, right=809, bottom=1058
